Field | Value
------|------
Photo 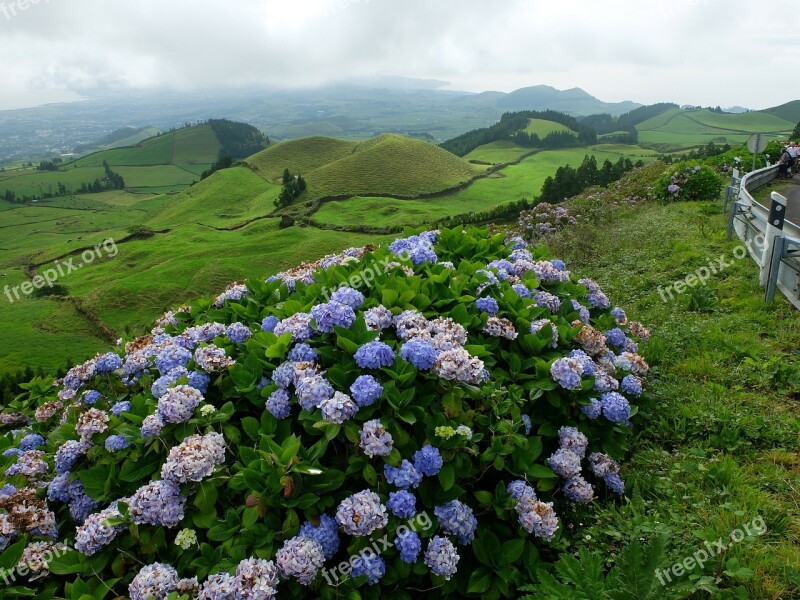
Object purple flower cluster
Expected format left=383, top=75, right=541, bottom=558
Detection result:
left=352, top=553, right=386, bottom=585
left=589, top=452, right=625, bottom=494
left=335, top=490, right=388, bottom=536
left=311, top=302, right=356, bottom=333
left=434, top=500, right=477, bottom=544
left=507, top=481, right=559, bottom=541
left=299, top=514, right=340, bottom=559
left=354, top=341, right=395, bottom=369
left=161, top=432, right=226, bottom=484
left=349, top=375, right=383, bottom=407
left=275, top=536, right=325, bottom=585
left=550, top=357, right=584, bottom=390
left=129, top=562, right=180, bottom=600
left=359, top=419, right=394, bottom=457
left=384, top=460, right=422, bottom=489
left=319, top=391, right=358, bottom=424
left=386, top=490, right=416, bottom=518
left=475, top=296, right=499, bottom=315
left=266, top=388, right=292, bottom=419
left=413, top=445, right=443, bottom=476
left=226, top=322, right=252, bottom=344
left=157, top=384, right=203, bottom=424
left=129, top=480, right=186, bottom=527
left=395, top=530, right=422, bottom=563
left=424, top=536, right=459, bottom=580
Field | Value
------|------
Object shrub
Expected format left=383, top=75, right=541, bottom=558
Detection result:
left=654, top=162, right=722, bottom=201
left=30, top=283, right=69, bottom=299
left=0, top=227, right=650, bottom=599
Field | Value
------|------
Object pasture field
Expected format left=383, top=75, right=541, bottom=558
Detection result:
left=523, top=117, right=575, bottom=137
left=464, top=140, right=535, bottom=164
left=637, top=108, right=794, bottom=148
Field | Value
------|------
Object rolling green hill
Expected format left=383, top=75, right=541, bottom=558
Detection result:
left=1, top=121, right=270, bottom=200
left=764, top=100, right=800, bottom=123
left=524, top=118, right=576, bottom=137
left=303, top=134, right=484, bottom=198
left=246, top=136, right=357, bottom=182
left=636, top=108, right=794, bottom=148
left=73, top=126, right=163, bottom=154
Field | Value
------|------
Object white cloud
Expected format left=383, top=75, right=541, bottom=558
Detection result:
left=0, top=0, right=796, bottom=110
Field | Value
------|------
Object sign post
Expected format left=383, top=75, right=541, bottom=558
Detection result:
left=746, top=133, right=768, bottom=172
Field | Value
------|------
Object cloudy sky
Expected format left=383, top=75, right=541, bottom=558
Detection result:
left=0, top=0, right=797, bottom=111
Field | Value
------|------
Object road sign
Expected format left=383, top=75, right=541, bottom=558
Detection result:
left=746, top=133, right=768, bottom=154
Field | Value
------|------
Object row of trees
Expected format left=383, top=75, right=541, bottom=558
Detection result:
left=36, top=157, right=63, bottom=171
left=441, top=110, right=597, bottom=156
left=207, top=118, right=270, bottom=159
left=539, top=155, right=641, bottom=203
left=200, top=154, right=233, bottom=181
left=273, top=168, right=307, bottom=208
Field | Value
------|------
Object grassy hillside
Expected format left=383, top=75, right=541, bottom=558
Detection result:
left=245, top=136, right=357, bottom=181
left=764, top=99, right=800, bottom=123
left=523, top=118, right=575, bottom=137
left=303, top=134, right=483, bottom=198
left=464, top=140, right=535, bottom=164
left=73, top=126, right=163, bottom=154
left=1, top=121, right=270, bottom=201
left=637, top=108, right=794, bottom=148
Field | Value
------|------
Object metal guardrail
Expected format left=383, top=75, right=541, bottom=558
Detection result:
left=727, top=165, right=800, bottom=309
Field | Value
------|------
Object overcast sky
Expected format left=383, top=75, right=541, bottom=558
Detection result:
left=0, top=0, right=797, bottom=111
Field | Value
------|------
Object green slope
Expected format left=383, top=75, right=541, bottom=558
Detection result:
left=523, top=118, right=576, bottom=137
left=637, top=108, right=793, bottom=147
left=303, top=134, right=483, bottom=198
left=245, top=137, right=358, bottom=182
left=763, top=100, right=800, bottom=124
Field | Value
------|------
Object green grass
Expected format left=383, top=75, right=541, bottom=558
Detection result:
left=637, top=108, right=794, bottom=148
left=303, top=134, right=483, bottom=199
left=464, top=141, right=534, bottom=165
left=69, top=134, right=175, bottom=167
left=523, top=118, right=575, bottom=137
left=540, top=198, right=800, bottom=599
left=246, top=137, right=358, bottom=182
left=0, top=167, right=107, bottom=197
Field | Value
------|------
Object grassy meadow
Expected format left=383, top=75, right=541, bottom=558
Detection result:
left=535, top=197, right=800, bottom=599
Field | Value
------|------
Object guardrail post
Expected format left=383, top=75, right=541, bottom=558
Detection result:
left=759, top=192, right=787, bottom=286
left=765, top=236, right=786, bottom=303
left=727, top=200, right=739, bottom=241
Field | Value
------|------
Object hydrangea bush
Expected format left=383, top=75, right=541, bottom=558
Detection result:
left=654, top=162, right=722, bottom=201
left=0, top=227, right=650, bottom=599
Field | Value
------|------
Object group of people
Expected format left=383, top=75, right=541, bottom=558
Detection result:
left=778, top=141, right=798, bottom=179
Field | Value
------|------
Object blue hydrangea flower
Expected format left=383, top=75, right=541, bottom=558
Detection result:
left=288, top=343, right=318, bottom=363
left=400, top=338, right=439, bottom=370
left=558, top=426, right=589, bottom=458
left=475, top=296, right=499, bottom=315
left=3, top=448, right=20, bottom=457
left=351, top=553, right=385, bottom=585
left=434, top=499, right=477, bottom=544
left=550, top=357, right=584, bottom=390
left=581, top=398, right=602, bottom=420
left=605, top=472, right=625, bottom=494
left=512, top=283, right=531, bottom=298
left=507, top=480, right=534, bottom=501
left=311, top=302, right=356, bottom=333
left=534, top=291, right=561, bottom=313
left=395, top=530, right=422, bottom=563
left=275, top=536, right=325, bottom=585
left=611, top=306, right=627, bottom=323
left=547, top=448, right=582, bottom=478
left=299, top=514, right=340, bottom=560
left=129, top=480, right=186, bottom=527
left=424, top=536, right=460, bottom=580
left=621, top=375, right=642, bottom=397
left=335, top=490, right=388, bottom=536
left=600, top=392, right=631, bottom=424
left=569, top=349, right=595, bottom=376
left=157, top=385, right=204, bottom=424
left=226, top=322, right=252, bottom=344
left=187, top=371, right=210, bottom=394
left=261, top=316, right=279, bottom=333
left=141, top=414, right=165, bottom=439
left=349, top=375, right=383, bottom=407
left=296, top=375, right=334, bottom=411
left=386, top=490, right=417, bottom=518
left=82, top=390, right=103, bottom=406
left=95, top=352, right=122, bottom=375
left=413, top=445, right=443, bottom=476
left=359, top=419, right=393, bottom=457
left=319, top=392, right=358, bottom=424
left=563, top=476, right=594, bottom=504
left=155, top=345, right=192, bottom=375
left=110, top=400, right=131, bottom=417
left=55, top=440, right=88, bottom=474
left=354, top=341, right=395, bottom=369
left=605, top=328, right=627, bottom=348
left=151, top=366, right=189, bottom=398
left=19, top=433, right=45, bottom=452
left=331, top=286, right=365, bottom=309
left=551, top=259, right=567, bottom=271
left=521, top=414, right=532, bottom=435
left=47, top=472, right=71, bottom=502
left=266, top=388, right=292, bottom=420
left=272, top=361, right=296, bottom=389
left=105, top=435, right=130, bottom=452
left=384, top=460, right=422, bottom=489
left=570, top=299, right=591, bottom=324
left=579, top=278, right=610, bottom=309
